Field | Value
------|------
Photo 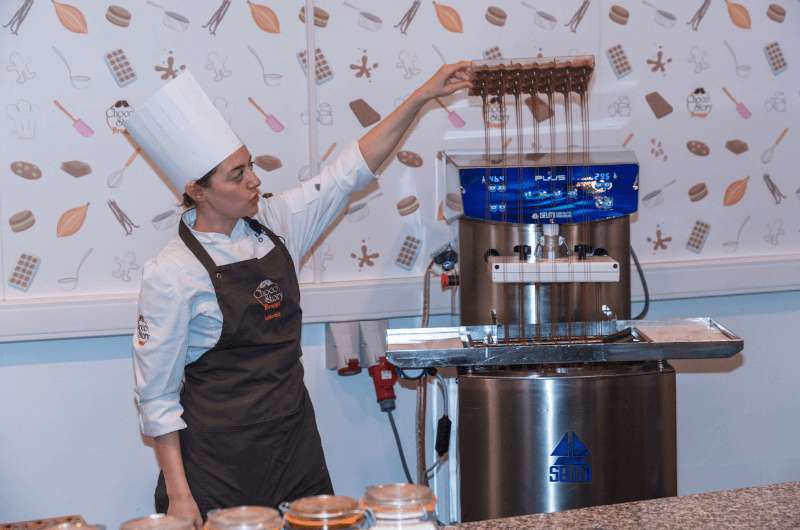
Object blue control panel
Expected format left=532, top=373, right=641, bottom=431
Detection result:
left=457, top=157, right=639, bottom=225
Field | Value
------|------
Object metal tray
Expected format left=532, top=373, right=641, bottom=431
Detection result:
left=386, top=318, right=743, bottom=368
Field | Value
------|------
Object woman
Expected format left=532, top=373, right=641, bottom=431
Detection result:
left=127, top=63, right=472, bottom=527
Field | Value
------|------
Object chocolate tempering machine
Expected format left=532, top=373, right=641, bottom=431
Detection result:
left=385, top=57, right=744, bottom=522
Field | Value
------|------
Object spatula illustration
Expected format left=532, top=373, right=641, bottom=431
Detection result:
left=54, top=99, right=94, bottom=137
left=721, top=87, right=751, bottom=119
left=434, top=97, right=465, bottom=128
left=248, top=96, right=284, bottom=132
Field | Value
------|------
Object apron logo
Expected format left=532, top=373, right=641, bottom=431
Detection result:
left=254, top=279, right=283, bottom=321
left=136, top=314, right=150, bottom=346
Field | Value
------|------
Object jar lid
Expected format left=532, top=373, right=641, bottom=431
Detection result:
left=285, top=495, right=364, bottom=525
left=43, top=521, right=105, bottom=530
left=361, top=484, right=436, bottom=515
left=206, top=506, right=282, bottom=530
left=120, top=514, right=193, bottom=530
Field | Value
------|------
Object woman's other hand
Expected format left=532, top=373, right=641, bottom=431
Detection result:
left=415, top=61, right=473, bottom=100
left=168, top=493, right=203, bottom=530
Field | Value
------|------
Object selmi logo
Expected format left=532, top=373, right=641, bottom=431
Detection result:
left=549, top=432, right=592, bottom=483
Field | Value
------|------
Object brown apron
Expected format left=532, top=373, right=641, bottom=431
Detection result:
left=155, top=217, right=333, bottom=516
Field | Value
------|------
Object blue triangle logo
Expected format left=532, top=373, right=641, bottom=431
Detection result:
left=550, top=433, right=571, bottom=457
left=551, top=432, right=590, bottom=457
left=572, top=433, right=590, bottom=457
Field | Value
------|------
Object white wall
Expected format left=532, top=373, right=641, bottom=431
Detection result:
left=2, top=293, right=800, bottom=526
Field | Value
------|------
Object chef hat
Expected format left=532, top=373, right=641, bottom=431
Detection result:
left=125, top=70, right=242, bottom=191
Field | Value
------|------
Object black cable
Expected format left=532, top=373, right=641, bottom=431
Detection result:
left=387, top=410, right=414, bottom=484
left=434, top=373, right=448, bottom=414
left=631, top=247, right=650, bottom=320
left=397, top=367, right=427, bottom=381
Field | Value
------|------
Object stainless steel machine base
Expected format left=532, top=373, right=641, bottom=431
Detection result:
left=458, top=361, right=677, bottom=522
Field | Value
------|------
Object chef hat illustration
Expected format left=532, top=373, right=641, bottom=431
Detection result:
left=125, top=69, right=242, bottom=191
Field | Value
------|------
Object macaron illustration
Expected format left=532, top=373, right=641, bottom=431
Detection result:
left=396, top=195, right=420, bottom=216
left=299, top=6, right=330, bottom=27
left=445, top=192, right=463, bottom=212
left=609, top=5, right=629, bottom=24
left=767, top=3, right=786, bottom=22
left=688, top=182, right=708, bottom=202
left=106, top=5, right=131, bottom=27
left=397, top=150, right=423, bottom=167
left=9, top=210, right=35, bottom=232
left=485, top=6, right=507, bottom=26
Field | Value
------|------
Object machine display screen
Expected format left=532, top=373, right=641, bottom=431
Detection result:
left=459, top=162, right=639, bottom=224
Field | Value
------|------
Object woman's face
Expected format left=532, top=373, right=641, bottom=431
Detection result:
left=196, top=145, right=262, bottom=219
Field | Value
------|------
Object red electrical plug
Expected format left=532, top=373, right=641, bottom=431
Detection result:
left=368, top=356, right=399, bottom=412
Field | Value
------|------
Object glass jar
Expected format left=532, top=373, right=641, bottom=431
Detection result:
left=205, top=506, right=282, bottom=530
left=360, top=484, right=438, bottom=529
left=283, top=495, right=367, bottom=529
left=120, top=514, right=193, bottom=530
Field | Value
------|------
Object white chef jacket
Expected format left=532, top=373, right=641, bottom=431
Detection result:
left=133, top=140, right=375, bottom=438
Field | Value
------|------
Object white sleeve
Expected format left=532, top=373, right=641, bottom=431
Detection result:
left=255, top=139, right=376, bottom=266
left=132, top=256, right=192, bottom=438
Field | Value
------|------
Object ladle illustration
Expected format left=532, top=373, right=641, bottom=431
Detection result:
left=641, top=179, right=676, bottom=207
left=722, top=215, right=749, bottom=252
left=247, top=45, right=282, bottom=87
left=52, top=46, right=90, bottom=89
left=146, top=0, right=190, bottom=31
left=760, top=128, right=789, bottom=164
left=343, top=2, right=383, bottom=31
left=724, top=40, right=751, bottom=79
left=641, top=0, right=677, bottom=27
left=58, top=248, right=93, bottom=291
left=520, top=1, right=558, bottom=30
left=107, top=147, right=141, bottom=188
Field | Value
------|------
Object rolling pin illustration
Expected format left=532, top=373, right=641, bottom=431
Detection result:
left=53, top=99, right=94, bottom=137
left=248, top=96, right=284, bottom=132
left=434, top=97, right=465, bottom=128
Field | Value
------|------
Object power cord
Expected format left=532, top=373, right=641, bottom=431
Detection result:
left=630, top=247, right=650, bottom=320
left=384, top=368, right=453, bottom=484
left=387, top=409, right=415, bottom=484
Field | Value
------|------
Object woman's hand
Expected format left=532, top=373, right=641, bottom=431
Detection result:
left=168, top=493, right=203, bottom=530
left=414, top=61, right=473, bottom=101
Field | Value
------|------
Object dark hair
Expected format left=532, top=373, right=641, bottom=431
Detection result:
left=182, top=163, right=219, bottom=208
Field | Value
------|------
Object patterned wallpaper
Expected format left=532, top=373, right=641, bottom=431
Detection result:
left=1, top=0, right=797, bottom=303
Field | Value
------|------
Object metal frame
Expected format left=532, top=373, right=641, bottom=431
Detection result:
left=387, top=318, right=743, bottom=368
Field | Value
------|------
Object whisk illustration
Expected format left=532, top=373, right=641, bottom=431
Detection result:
left=395, top=0, right=421, bottom=34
